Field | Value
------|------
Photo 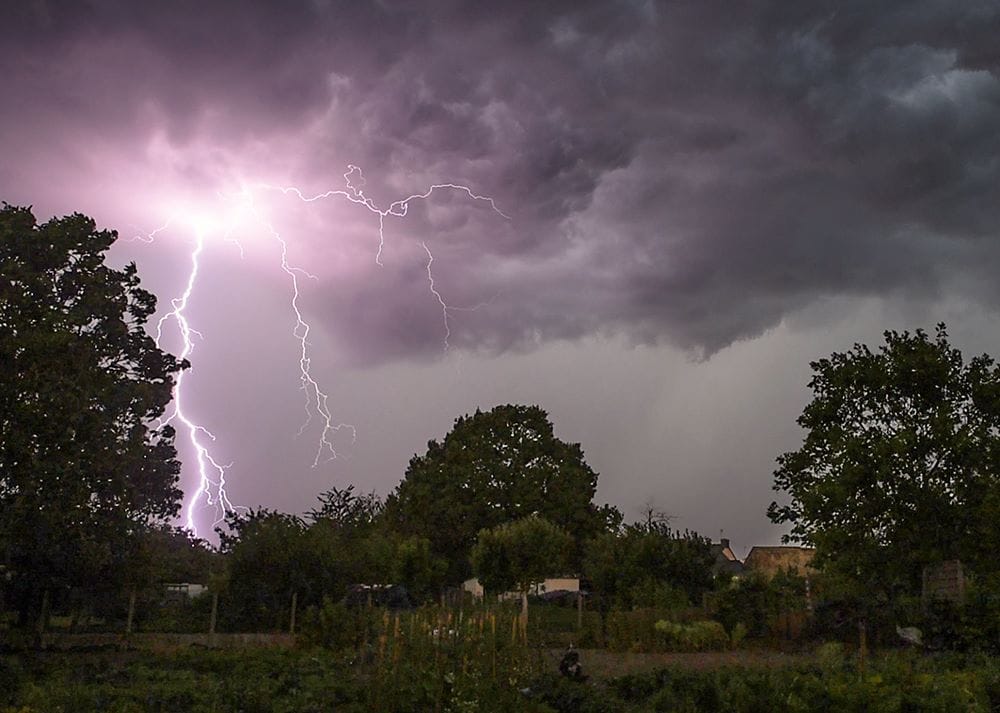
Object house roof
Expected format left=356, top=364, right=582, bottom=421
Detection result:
left=710, top=540, right=745, bottom=576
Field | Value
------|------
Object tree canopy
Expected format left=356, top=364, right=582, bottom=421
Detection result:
left=0, top=205, right=186, bottom=619
left=470, top=516, right=571, bottom=598
left=584, top=523, right=714, bottom=612
left=308, top=484, right=384, bottom=528
left=384, top=404, right=619, bottom=582
left=768, top=325, right=1000, bottom=601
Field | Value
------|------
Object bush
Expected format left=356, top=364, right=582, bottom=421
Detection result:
left=708, top=570, right=810, bottom=641
left=299, top=598, right=376, bottom=651
left=139, top=592, right=214, bottom=633
left=0, top=656, right=24, bottom=706
left=729, top=622, right=748, bottom=649
left=653, top=620, right=729, bottom=652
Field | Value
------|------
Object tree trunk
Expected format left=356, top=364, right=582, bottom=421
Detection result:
left=125, top=586, right=137, bottom=637
left=577, top=591, right=583, bottom=631
left=289, top=591, right=298, bottom=635
left=858, top=620, right=867, bottom=677
left=35, top=589, right=51, bottom=648
left=209, top=591, right=219, bottom=646
left=520, top=591, right=529, bottom=644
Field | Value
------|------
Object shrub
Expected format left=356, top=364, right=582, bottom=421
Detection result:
left=729, top=622, right=748, bottom=649
left=653, top=620, right=728, bottom=652
left=0, top=656, right=24, bottom=705
left=299, top=598, right=377, bottom=651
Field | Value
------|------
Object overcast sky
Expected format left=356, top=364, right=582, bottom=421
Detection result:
left=3, top=0, right=999, bottom=550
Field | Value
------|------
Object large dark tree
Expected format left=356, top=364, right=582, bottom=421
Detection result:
left=384, top=404, right=619, bottom=582
left=0, top=205, right=186, bottom=622
left=768, top=325, right=1000, bottom=604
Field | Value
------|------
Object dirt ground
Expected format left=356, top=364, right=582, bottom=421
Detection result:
left=542, top=648, right=813, bottom=679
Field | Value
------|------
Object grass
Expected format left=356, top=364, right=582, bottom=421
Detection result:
left=6, top=640, right=1000, bottom=712
left=8, top=604, right=1000, bottom=712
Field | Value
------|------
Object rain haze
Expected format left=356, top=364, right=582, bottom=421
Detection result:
left=3, top=0, right=1000, bottom=552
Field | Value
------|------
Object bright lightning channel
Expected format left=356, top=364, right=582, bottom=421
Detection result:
left=145, top=166, right=508, bottom=536
left=153, top=229, right=243, bottom=531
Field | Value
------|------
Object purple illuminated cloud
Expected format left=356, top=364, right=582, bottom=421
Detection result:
left=3, top=0, right=1000, bottom=541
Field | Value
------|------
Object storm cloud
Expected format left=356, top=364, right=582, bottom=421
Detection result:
left=3, top=1, right=999, bottom=543
left=5, top=1, right=998, bottom=360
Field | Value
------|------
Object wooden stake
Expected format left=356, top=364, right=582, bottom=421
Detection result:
left=858, top=620, right=867, bottom=678
left=126, top=586, right=137, bottom=638
left=209, top=591, right=219, bottom=646
left=35, top=589, right=51, bottom=646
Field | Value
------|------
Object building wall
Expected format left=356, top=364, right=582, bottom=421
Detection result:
left=744, top=547, right=815, bottom=577
left=462, top=577, right=580, bottom=599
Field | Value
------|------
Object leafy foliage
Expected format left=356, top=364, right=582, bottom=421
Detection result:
left=10, top=648, right=1000, bottom=712
left=0, top=205, right=186, bottom=623
left=584, top=523, right=714, bottom=612
left=308, top=484, right=383, bottom=527
left=708, top=570, right=808, bottom=639
left=769, top=325, right=1000, bottom=602
left=385, top=404, right=620, bottom=582
left=216, top=488, right=450, bottom=629
left=471, top=516, right=572, bottom=596
left=217, top=509, right=309, bottom=630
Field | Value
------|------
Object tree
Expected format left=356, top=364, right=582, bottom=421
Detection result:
left=0, top=205, right=186, bottom=624
left=218, top=509, right=310, bottom=630
left=768, top=325, right=1000, bottom=605
left=383, top=404, right=619, bottom=582
left=394, top=536, right=448, bottom=603
left=470, top=515, right=571, bottom=620
left=308, top=484, right=383, bottom=528
left=583, top=523, right=714, bottom=613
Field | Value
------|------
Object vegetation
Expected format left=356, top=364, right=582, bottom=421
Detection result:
left=8, top=206, right=1000, bottom=708
left=5, top=646, right=1000, bottom=712
left=384, top=404, right=622, bottom=581
left=0, top=205, right=186, bottom=629
left=586, top=523, right=714, bottom=614
left=769, top=325, right=1000, bottom=621
left=472, top=516, right=572, bottom=627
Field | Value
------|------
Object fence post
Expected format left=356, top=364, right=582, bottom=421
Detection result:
left=35, top=589, right=51, bottom=647
left=858, top=620, right=867, bottom=678
left=209, top=591, right=219, bottom=646
left=125, top=587, right=137, bottom=638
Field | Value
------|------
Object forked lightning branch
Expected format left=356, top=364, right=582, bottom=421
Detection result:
left=142, top=166, right=508, bottom=535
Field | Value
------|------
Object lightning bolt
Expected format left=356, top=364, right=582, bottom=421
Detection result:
left=260, top=164, right=510, bottom=266
left=261, top=165, right=508, bottom=350
left=421, top=242, right=452, bottom=351
left=243, top=203, right=356, bottom=467
left=141, top=166, right=507, bottom=536
left=153, top=230, right=243, bottom=531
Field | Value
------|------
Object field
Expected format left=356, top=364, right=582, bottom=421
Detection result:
left=5, top=640, right=1000, bottom=712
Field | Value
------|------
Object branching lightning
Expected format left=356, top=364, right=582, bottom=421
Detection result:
left=153, top=230, right=243, bottom=530
left=421, top=242, right=452, bottom=351
left=243, top=203, right=357, bottom=467
left=142, top=165, right=507, bottom=536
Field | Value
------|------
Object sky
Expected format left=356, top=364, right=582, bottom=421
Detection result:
left=3, top=0, right=1000, bottom=552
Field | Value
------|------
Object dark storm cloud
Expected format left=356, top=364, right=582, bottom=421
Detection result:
left=3, top=0, right=999, bottom=362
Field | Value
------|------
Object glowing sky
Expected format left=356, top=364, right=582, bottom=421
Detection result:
left=3, top=1, right=1000, bottom=550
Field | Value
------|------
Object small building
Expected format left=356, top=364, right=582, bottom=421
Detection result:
left=164, top=582, right=207, bottom=600
left=462, top=576, right=580, bottom=600
left=531, top=577, right=580, bottom=595
left=343, top=583, right=413, bottom=609
left=743, top=546, right=815, bottom=578
left=710, top=538, right=746, bottom=578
